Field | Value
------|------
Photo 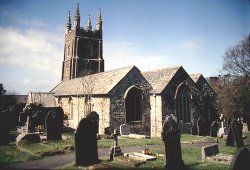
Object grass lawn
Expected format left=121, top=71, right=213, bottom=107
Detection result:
left=60, top=147, right=229, bottom=170
left=1, top=129, right=250, bottom=169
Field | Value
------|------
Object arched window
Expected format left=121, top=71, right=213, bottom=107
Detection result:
left=68, top=97, right=73, bottom=120
left=175, top=83, right=191, bottom=123
left=125, top=86, right=142, bottom=122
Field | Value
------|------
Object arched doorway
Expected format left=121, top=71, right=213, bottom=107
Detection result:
left=125, top=86, right=142, bottom=122
left=175, top=83, right=191, bottom=123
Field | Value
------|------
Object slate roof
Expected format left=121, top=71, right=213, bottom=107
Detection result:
left=142, top=65, right=181, bottom=94
left=27, top=92, right=56, bottom=107
left=189, top=73, right=202, bottom=83
left=51, top=66, right=136, bottom=96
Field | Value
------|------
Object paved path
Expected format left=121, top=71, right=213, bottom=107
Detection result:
left=9, top=141, right=216, bottom=170
left=10, top=145, right=164, bottom=169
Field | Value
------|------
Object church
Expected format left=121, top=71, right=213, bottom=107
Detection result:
left=27, top=4, right=218, bottom=137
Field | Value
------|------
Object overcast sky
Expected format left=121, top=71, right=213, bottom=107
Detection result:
left=0, top=0, right=249, bottom=95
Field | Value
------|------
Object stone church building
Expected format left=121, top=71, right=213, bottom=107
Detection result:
left=28, top=4, right=218, bottom=137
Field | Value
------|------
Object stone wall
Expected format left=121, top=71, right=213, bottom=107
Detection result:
left=108, top=67, right=152, bottom=136
left=55, top=96, right=110, bottom=134
left=161, top=67, right=202, bottom=127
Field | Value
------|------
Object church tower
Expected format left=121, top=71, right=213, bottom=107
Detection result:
left=62, top=4, right=104, bottom=81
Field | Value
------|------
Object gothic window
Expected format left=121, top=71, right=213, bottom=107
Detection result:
left=68, top=97, right=73, bottom=120
left=125, top=86, right=142, bottom=122
left=175, top=83, right=191, bottom=123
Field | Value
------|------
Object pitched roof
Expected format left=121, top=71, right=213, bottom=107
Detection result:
left=189, top=73, right=202, bottom=83
left=26, top=92, right=56, bottom=107
left=142, top=65, right=181, bottom=94
left=51, top=66, right=136, bottom=96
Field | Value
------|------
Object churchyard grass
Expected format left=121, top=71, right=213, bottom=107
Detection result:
left=60, top=147, right=229, bottom=169
left=1, top=131, right=250, bottom=167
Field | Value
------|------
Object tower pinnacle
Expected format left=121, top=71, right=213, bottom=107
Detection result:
left=66, top=11, right=71, bottom=33
left=86, top=15, right=92, bottom=31
left=74, top=3, right=80, bottom=29
left=96, top=8, right=102, bottom=31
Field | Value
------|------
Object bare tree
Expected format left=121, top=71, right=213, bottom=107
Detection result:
left=223, top=35, right=250, bottom=77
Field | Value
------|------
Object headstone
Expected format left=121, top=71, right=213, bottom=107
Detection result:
left=104, top=127, right=112, bottom=135
left=210, top=121, right=219, bottom=137
left=178, top=120, right=184, bottom=134
left=229, top=147, right=250, bottom=170
left=45, top=110, right=62, bottom=140
left=201, top=144, right=219, bottom=162
left=16, top=133, right=41, bottom=147
left=232, top=119, right=244, bottom=148
left=120, top=124, right=131, bottom=136
left=19, top=112, right=27, bottom=126
left=75, top=112, right=99, bottom=166
left=162, top=114, right=184, bottom=170
left=197, top=118, right=205, bottom=136
left=226, top=119, right=244, bottom=148
left=191, top=126, right=197, bottom=135
left=226, top=120, right=235, bottom=146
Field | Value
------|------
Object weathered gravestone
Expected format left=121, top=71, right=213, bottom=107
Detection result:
left=120, top=124, right=131, bottom=136
left=162, top=114, right=184, bottom=170
left=210, top=121, right=219, bottom=137
left=45, top=110, right=62, bottom=140
left=201, top=143, right=219, bottom=162
left=229, top=147, right=250, bottom=170
left=226, top=119, right=244, bottom=148
left=75, top=111, right=99, bottom=166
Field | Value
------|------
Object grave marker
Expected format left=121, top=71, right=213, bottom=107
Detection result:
left=162, top=114, right=184, bottom=170
left=229, top=147, right=250, bottom=170
left=210, top=121, right=219, bottom=137
left=45, top=110, right=62, bottom=140
left=75, top=112, right=99, bottom=166
left=120, top=124, right=131, bottom=136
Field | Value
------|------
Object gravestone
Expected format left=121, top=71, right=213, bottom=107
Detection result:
left=201, top=144, right=219, bottom=162
left=229, top=147, right=250, bottom=170
left=16, top=133, right=41, bottom=147
left=120, top=124, right=131, bottom=136
left=75, top=112, right=99, bottom=166
left=162, top=114, right=184, bottom=170
left=19, top=112, right=27, bottom=126
left=178, top=120, right=184, bottom=134
left=191, top=126, right=197, bottom=135
left=210, top=121, right=219, bottom=137
left=197, top=118, right=205, bottom=136
left=45, top=110, right=62, bottom=140
left=226, top=119, right=244, bottom=148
